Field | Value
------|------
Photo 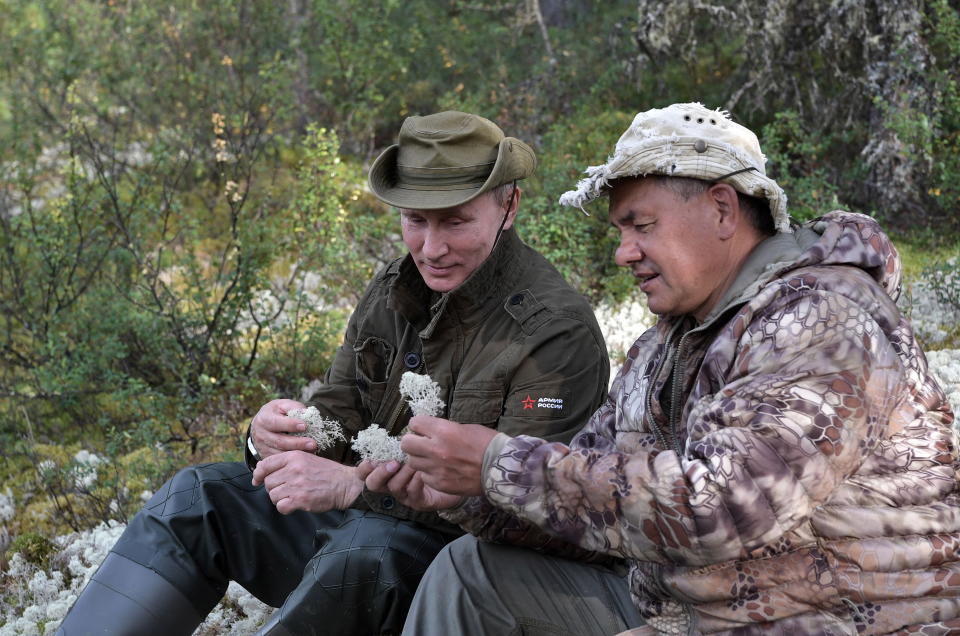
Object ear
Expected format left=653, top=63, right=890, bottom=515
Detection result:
left=501, top=186, right=522, bottom=230
left=708, top=183, right=740, bottom=240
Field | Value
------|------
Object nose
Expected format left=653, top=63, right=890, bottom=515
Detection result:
left=614, top=236, right=642, bottom=268
left=421, top=227, right=449, bottom=261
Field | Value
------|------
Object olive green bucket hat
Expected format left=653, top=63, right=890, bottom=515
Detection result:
left=368, top=111, right=536, bottom=210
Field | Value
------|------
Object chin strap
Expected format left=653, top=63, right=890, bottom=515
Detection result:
left=493, top=181, right=518, bottom=246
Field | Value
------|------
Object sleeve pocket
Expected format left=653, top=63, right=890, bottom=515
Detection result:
left=449, top=388, right=504, bottom=426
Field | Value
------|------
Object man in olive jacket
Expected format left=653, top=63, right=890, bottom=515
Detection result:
left=58, top=112, right=609, bottom=636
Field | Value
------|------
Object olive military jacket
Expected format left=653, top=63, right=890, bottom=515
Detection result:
left=248, top=227, right=609, bottom=533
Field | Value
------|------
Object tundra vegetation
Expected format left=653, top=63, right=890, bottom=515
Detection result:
left=1, top=0, right=959, bottom=631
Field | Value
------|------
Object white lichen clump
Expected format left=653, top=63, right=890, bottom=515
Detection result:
left=287, top=407, right=345, bottom=451
left=71, top=450, right=104, bottom=490
left=0, top=489, right=14, bottom=524
left=351, top=424, right=406, bottom=464
left=399, top=372, right=444, bottom=417
left=0, top=521, right=273, bottom=634
left=348, top=372, right=444, bottom=464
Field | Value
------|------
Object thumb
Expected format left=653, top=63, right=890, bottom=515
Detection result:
left=408, top=415, right=447, bottom=436
left=251, top=452, right=286, bottom=485
left=356, top=459, right=375, bottom=480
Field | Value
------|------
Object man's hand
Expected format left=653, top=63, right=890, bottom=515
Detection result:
left=250, top=399, right=317, bottom=459
left=252, top=452, right=362, bottom=514
left=400, top=416, right=499, bottom=497
left=359, top=460, right=464, bottom=511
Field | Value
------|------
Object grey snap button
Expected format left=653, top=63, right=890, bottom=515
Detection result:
left=509, top=294, right=523, bottom=305
left=381, top=496, right=395, bottom=510
left=404, top=352, right=421, bottom=369
left=694, top=139, right=707, bottom=153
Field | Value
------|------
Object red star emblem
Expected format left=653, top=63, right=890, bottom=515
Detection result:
left=521, top=395, right=535, bottom=410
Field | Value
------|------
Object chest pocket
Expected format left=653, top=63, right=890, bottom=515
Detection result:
left=353, top=336, right=395, bottom=420
left=448, top=388, right=504, bottom=426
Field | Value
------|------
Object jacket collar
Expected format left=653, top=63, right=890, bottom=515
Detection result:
left=657, top=231, right=805, bottom=339
left=698, top=231, right=803, bottom=326
left=387, top=227, right=526, bottom=338
left=695, top=211, right=901, bottom=327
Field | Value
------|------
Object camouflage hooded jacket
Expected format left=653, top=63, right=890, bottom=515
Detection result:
left=445, top=212, right=958, bottom=634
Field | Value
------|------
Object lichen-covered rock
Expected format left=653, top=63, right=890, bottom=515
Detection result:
left=926, top=349, right=960, bottom=425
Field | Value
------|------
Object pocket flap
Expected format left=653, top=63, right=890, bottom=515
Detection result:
left=448, top=388, right=504, bottom=425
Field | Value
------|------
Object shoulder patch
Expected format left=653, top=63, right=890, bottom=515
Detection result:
left=517, top=393, right=565, bottom=413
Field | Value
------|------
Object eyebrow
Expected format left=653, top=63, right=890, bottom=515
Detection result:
left=609, top=209, right=636, bottom=228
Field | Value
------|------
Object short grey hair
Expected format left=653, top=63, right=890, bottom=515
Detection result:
left=490, top=182, right=517, bottom=210
left=650, top=176, right=775, bottom=236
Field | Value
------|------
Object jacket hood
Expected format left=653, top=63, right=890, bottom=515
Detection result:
left=790, top=211, right=902, bottom=302
left=697, top=211, right=902, bottom=328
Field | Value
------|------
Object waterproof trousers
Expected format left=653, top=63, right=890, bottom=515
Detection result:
left=402, top=534, right=644, bottom=636
left=84, top=462, right=449, bottom=635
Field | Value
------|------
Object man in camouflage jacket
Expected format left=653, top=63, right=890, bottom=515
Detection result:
left=58, top=112, right=608, bottom=636
left=374, top=104, right=958, bottom=635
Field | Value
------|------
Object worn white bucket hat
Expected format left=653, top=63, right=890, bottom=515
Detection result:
left=559, top=103, right=790, bottom=232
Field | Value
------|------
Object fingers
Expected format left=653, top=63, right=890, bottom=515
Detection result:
left=387, top=464, right=417, bottom=495
left=364, top=462, right=415, bottom=496
left=356, top=460, right=375, bottom=481
left=363, top=462, right=395, bottom=493
left=251, top=450, right=304, bottom=486
left=406, top=414, right=448, bottom=437
left=251, top=452, right=286, bottom=485
left=403, top=452, right=431, bottom=474
left=407, top=472, right=438, bottom=509
left=415, top=467, right=446, bottom=494
left=258, top=399, right=308, bottom=433
left=252, top=399, right=315, bottom=455
left=406, top=473, right=465, bottom=511
left=275, top=498, right=298, bottom=515
left=399, top=433, right=433, bottom=459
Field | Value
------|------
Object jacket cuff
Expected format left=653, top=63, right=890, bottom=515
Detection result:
left=243, top=424, right=262, bottom=471
left=437, top=496, right=473, bottom=525
left=481, top=432, right=513, bottom=490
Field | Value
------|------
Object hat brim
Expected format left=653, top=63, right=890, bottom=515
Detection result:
left=558, top=137, right=790, bottom=233
left=368, top=137, right=536, bottom=210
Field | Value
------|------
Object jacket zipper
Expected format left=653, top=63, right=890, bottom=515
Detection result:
left=668, top=331, right=692, bottom=455
left=648, top=330, right=698, bottom=634
left=384, top=359, right=424, bottom=434
left=645, top=322, right=683, bottom=450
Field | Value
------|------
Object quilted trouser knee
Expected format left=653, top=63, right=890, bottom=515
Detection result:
left=256, top=510, right=451, bottom=636
left=108, top=462, right=324, bottom=615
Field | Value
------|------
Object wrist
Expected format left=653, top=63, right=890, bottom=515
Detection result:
left=340, top=465, right=364, bottom=509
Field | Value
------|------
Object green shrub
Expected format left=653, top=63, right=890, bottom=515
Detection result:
left=761, top=111, right=844, bottom=222
left=7, top=532, right=56, bottom=570
left=517, top=108, right=637, bottom=303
